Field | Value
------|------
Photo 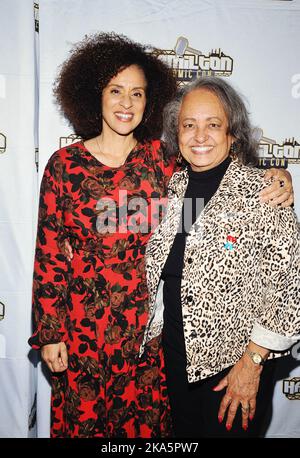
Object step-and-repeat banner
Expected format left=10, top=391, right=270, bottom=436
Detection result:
left=0, top=0, right=38, bottom=438
left=0, top=0, right=299, bottom=438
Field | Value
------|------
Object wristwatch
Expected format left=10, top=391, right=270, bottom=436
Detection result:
left=245, top=348, right=265, bottom=365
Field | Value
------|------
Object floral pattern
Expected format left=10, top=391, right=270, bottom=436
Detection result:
left=29, top=140, right=175, bottom=437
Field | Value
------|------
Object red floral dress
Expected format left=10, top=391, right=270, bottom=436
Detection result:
left=29, top=140, right=176, bottom=438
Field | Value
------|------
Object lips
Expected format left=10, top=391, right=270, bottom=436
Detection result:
left=115, top=112, right=134, bottom=122
left=191, top=146, right=214, bottom=154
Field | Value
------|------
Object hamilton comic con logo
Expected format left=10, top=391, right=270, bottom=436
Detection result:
left=152, top=36, right=233, bottom=83
left=59, top=134, right=82, bottom=149
left=256, top=131, right=300, bottom=168
left=34, top=2, right=39, bottom=33
left=0, top=133, right=7, bottom=154
left=282, top=377, right=300, bottom=401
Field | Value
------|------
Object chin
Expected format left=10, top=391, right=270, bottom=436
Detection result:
left=114, top=126, right=136, bottom=136
left=191, top=160, right=212, bottom=169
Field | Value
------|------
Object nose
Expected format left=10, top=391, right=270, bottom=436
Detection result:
left=194, top=125, right=208, bottom=143
left=120, top=93, right=133, bottom=109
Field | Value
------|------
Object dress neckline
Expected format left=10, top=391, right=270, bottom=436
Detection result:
left=78, top=140, right=140, bottom=170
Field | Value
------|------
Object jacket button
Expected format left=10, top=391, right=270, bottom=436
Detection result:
left=187, top=258, right=193, bottom=264
left=187, top=295, right=193, bottom=302
left=191, top=330, right=197, bottom=338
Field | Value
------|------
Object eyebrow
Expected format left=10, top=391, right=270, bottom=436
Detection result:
left=181, top=116, right=223, bottom=122
left=207, top=116, right=222, bottom=121
left=107, top=84, right=146, bottom=90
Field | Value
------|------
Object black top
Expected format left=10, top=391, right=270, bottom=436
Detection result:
left=161, top=157, right=231, bottom=374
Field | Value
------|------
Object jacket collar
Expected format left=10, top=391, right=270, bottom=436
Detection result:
left=168, top=159, right=255, bottom=227
left=169, top=158, right=241, bottom=198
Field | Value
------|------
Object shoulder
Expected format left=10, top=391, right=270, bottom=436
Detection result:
left=234, top=164, right=300, bottom=233
left=143, top=139, right=177, bottom=176
left=144, top=139, right=166, bottom=161
left=43, top=141, right=85, bottom=173
left=51, top=141, right=84, bottom=162
left=41, top=142, right=83, bottom=188
left=167, top=168, right=188, bottom=196
left=229, top=161, right=266, bottom=191
left=169, top=167, right=187, bottom=183
left=226, top=162, right=299, bottom=234
left=148, top=138, right=162, bottom=152
left=225, top=161, right=271, bottom=211
left=45, top=141, right=80, bottom=162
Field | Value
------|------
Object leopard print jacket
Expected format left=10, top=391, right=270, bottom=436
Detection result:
left=140, top=160, right=300, bottom=383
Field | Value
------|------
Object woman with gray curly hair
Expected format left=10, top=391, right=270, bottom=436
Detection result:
left=141, top=77, right=300, bottom=437
left=163, top=78, right=259, bottom=166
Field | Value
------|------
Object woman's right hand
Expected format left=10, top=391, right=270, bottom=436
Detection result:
left=41, top=342, right=68, bottom=373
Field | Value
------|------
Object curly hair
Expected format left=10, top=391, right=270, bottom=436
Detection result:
left=163, top=77, right=259, bottom=166
left=53, top=32, right=178, bottom=141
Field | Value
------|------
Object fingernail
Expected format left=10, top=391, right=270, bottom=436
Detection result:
left=226, top=424, right=232, bottom=431
left=218, top=416, right=223, bottom=423
left=243, top=425, right=248, bottom=431
left=212, top=386, right=218, bottom=391
left=249, top=415, right=254, bottom=421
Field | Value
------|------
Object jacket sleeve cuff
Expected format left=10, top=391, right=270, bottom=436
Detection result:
left=250, top=322, right=300, bottom=351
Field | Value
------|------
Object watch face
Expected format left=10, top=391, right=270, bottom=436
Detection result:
left=253, top=353, right=262, bottom=364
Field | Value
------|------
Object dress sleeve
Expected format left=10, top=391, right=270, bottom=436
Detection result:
left=28, top=153, right=70, bottom=350
left=250, top=205, right=300, bottom=351
left=152, top=139, right=177, bottom=187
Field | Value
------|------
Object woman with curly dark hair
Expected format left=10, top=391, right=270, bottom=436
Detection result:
left=28, top=32, right=178, bottom=438
left=29, top=32, right=293, bottom=439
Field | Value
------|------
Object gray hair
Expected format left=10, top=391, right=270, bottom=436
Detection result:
left=162, top=77, right=259, bottom=166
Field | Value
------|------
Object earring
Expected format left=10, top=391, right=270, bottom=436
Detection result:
left=229, top=142, right=238, bottom=160
left=176, top=151, right=183, bottom=164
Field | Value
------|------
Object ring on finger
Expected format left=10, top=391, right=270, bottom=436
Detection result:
left=279, top=180, right=285, bottom=188
left=241, top=405, right=250, bottom=413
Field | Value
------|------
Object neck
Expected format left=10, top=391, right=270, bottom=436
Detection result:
left=85, top=129, right=137, bottom=167
left=188, top=155, right=231, bottom=180
left=99, top=128, right=136, bottom=157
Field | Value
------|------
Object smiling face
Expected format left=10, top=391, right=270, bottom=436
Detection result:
left=101, top=64, right=147, bottom=137
left=178, top=88, right=235, bottom=172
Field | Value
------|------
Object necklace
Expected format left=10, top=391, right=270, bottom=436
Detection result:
left=95, top=136, right=137, bottom=167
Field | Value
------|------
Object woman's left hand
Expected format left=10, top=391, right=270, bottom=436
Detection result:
left=260, top=168, right=294, bottom=207
left=213, top=356, right=263, bottom=432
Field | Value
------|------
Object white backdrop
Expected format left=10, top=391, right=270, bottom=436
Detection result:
left=0, top=0, right=38, bottom=438
left=0, top=0, right=299, bottom=438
